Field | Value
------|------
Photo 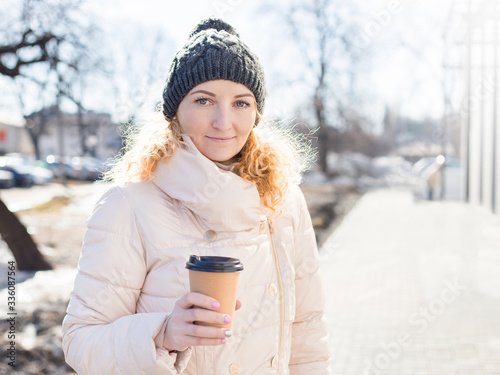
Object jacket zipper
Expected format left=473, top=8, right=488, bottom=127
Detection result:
left=268, top=219, right=284, bottom=374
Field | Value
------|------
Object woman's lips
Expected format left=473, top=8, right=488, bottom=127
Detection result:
left=206, top=136, right=235, bottom=143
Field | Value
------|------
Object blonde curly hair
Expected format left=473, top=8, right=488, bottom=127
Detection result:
left=104, top=108, right=313, bottom=215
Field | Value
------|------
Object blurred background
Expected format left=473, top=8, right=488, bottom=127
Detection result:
left=0, top=0, right=498, bottom=374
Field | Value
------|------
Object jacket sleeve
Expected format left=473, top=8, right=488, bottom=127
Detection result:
left=61, top=186, right=192, bottom=374
left=288, top=185, right=331, bottom=374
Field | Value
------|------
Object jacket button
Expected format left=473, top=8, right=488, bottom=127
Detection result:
left=268, top=283, right=278, bottom=297
left=203, top=230, right=217, bottom=242
left=228, top=362, right=241, bottom=374
left=271, top=354, right=279, bottom=369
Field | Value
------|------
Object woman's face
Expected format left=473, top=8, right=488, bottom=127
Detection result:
left=176, top=79, right=257, bottom=164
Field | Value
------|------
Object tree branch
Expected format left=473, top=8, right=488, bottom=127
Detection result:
left=0, top=30, right=58, bottom=54
left=0, top=29, right=62, bottom=78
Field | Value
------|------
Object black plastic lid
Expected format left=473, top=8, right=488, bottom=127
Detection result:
left=186, top=255, right=244, bottom=273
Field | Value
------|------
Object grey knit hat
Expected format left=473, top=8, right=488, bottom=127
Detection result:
left=162, top=18, right=266, bottom=122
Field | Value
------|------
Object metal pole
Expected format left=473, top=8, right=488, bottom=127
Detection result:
left=479, top=2, right=486, bottom=205
left=464, top=0, right=472, bottom=202
left=492, top=4, right=498, bottom=212
left=441, top=44, right=448, bottom=200
left=56, top=77, right=67, bottom=187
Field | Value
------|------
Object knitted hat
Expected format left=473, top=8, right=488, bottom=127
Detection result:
left=162, top=18, right=266, bottom=122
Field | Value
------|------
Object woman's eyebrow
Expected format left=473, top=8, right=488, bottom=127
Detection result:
left=189, top=90, right=254, bottom=99
left=189, top=90, right=215, bottom=97
left=234, top=93, right=254, bottom=99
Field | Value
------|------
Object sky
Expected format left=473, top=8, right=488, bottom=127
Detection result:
left=0, top=0, right=455, bottom=127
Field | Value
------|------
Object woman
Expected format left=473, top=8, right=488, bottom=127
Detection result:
left=62, top=18, right=331, bottom=375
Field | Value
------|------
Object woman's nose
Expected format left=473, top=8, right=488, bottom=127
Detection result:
left=212, top=106, right=232, bottom=131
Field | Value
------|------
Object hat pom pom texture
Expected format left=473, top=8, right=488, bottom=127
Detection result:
left=189, top=18, right=239, bottom=38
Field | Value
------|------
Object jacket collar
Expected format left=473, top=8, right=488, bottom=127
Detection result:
left=152, top=135, right=266, bottom=232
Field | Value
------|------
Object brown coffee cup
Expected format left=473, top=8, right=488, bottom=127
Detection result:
left=186, top=255, right=244, bottom=328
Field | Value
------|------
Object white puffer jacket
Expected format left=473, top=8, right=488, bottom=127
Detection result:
left=62, top=136, right=331, bottom=375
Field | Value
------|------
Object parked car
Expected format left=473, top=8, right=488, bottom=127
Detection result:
left=30, top=160, right=56, bottom=184
left=0, top=161, right=34, bottom=188
left=3, top=153, right=55, bottom=185
left=70, top=156, right=103, bottom=181
left=44, top=155, right=106, bottom=181
left=0, top=169, right=15, bottom=189
left=44, top=155, right=82, bottom=180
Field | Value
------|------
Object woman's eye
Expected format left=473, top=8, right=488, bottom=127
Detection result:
left=236, top=101, right=250, bottom=108
left=196, top=98, right=209, bottom=105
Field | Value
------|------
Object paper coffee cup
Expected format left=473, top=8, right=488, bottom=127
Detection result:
left=186, top=255, right=244, bottom=328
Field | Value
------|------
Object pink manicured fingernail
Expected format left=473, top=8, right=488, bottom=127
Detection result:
left=221, top=338, right=227, bottom=344
left=212, top=301, right=220, bottom=309
left=224, top=315, right=232, bottom=323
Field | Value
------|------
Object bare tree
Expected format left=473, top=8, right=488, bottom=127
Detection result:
left=0, top=0, right=99, bottom=270
left=273, top=0, right=363, bottom=172
left=109, top=28, right=174, bottom=124
left=0, top=200, right=51, bottom=271
left=3, top=0, right=103, bottom=156
left=0, top=29, right=60, bottom=78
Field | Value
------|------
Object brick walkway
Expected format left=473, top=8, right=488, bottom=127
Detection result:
left=319, top=188, right=500, bottom=375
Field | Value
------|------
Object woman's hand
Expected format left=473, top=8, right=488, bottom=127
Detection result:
left=163, top=292, right=242, bottom=352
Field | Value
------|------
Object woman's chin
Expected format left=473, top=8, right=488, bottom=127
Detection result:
left=204, top=152, right=236, bottom=165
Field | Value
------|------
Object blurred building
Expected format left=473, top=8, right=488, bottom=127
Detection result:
left=0, top=118, right=35, bottom=155
left=444, top=0, right=500, bottom=215
left=25, top=106, right=122, bottom=161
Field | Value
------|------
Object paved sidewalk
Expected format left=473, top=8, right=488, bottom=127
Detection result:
left=319, top=188, right=500, bottom=375
left=0, top=182, right=109, bottom=212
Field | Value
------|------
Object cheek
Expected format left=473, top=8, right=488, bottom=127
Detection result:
left=178, top=110, right=202, bottom=135
left=242, top=120, right=255, bottom=139
left=237, top=111, right=256, bottom=137
left=241, top=125, right=253, bottom=141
